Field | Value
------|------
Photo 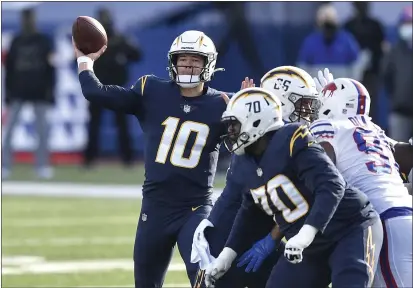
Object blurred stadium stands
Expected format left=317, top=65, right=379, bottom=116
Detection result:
left=1, top=1, right=408, bottom=162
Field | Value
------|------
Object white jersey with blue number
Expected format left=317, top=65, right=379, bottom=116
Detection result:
left=310, top=115, right=411, bottom=214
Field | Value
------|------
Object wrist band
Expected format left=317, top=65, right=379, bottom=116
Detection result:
left=77, top=56, right=93, bottom=67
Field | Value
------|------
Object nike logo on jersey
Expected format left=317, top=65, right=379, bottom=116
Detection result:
left=192, top=205, right=202, bottom=212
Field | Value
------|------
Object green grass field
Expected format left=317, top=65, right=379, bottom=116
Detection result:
left=2, top=164, right=227, bottom=287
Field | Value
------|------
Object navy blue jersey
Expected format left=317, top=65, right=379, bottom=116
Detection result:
left=225, top=123, right=378, bottom=254
left=79, top=71, right=230, bottom=206
left=208, top=156, right=246, bottom=225
left=206, top=155, right=269, bottom=253
left=208, top=154, right=275, bottom=254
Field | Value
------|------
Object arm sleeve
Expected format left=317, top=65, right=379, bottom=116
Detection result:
left=290, top=125, right=346, bottom=233
left=208, top=156, right=246, bottom=225
left=78, top=71, right=145, bottom=115
left=225, top=192, right=271, bottom=254
left=309, top=120, right=339, bottom=153
left=208, top=178, right=245, bottom=226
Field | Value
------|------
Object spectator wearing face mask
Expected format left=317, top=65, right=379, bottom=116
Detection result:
left=297, top=4, right=361, bottom=81
left=381, top=6, right=413, bottom=142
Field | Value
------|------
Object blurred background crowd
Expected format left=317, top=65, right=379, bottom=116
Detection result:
left=1, top=1, right=412, bottom=179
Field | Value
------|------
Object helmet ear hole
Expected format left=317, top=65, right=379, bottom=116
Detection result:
left=253, top=120, right=261, bottom=128
left=341, top=84, right=345, bottom=89
left=323, top=109, right=331, bottom=115
left=171, top=54, right=178, bottom=65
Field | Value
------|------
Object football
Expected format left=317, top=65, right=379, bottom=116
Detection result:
left=72, top=16, right=107, bottom=55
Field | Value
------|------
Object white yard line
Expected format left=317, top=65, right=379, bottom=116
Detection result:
left=2, top=182, right=201, bottom=286
left=2, top=256, right=46, bottom=265
left=4, top=216, right=137, bottom=227
left=2, top=256, right=186, bottom=275
left=78, top=286, right=135, bottom=288
left=3, top=236, right=135, bottom=247
left=2, top=181, right=222, bottom=200
left=72, top=285, right=189, bottom=288
left=2, top=182, right=145, bottom=199
left=160, top=285, right=190, bottom=288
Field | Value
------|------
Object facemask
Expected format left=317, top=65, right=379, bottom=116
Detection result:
left=399, top=24, right=412, bottom=41
left=322, top=22, right=338, bottom=45
left=322, top=22, right=338, bottom=34
left=176, top=75, right=201, bottom=88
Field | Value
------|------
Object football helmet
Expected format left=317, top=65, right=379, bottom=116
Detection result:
left=167, top=30, right=222, bottom=88
left=221, top=87, right=284, bottom=155
left=260, top=66, right=320, bottom=124
left=317, top=78, right=371, bottom=120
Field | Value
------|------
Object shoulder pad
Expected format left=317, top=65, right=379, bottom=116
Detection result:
left=309, top=119, right=336, bottom=140
left=130, top=74, right=171, bottom=89
left=286, top=124, right=316, bottom=157
left=131, top=74, right=171, bottom=96
left=148, top=75, right=172, bottom=83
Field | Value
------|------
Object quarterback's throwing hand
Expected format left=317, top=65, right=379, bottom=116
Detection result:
left=72, top=37, right=107, bottom=61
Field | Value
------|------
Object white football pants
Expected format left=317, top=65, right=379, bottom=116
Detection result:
left=373, top=215, right=412, bottom=288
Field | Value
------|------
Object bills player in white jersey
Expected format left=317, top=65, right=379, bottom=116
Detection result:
left=309, top=73, right=412, bottom=288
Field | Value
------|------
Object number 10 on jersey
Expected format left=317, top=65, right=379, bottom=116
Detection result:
left=155, top=117, right=210, bottom=169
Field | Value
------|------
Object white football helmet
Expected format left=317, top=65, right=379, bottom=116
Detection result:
left=221, top=87, right=284, bottom=155
left=167, top=30, right=222, bottom=88
left=317, top=78, right=371, bottom=120
left=260, top=66, right=320, bottom=124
